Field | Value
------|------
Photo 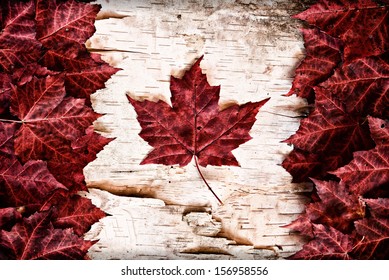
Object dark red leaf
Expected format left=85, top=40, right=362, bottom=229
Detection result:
left=320, top=56, right=389, bottom=118
left=0, top=211, right=96, bottom=259
left=42, top=194, right=106, bottom=236
left=0, top=73, right=12, bottom=114
left=10, top=75, right=100, bottom=163
left=128, top=56, right=269, bottom=167
left=0, top=0, right=41, bottom=72
left=294, top=0, right=389, bottom=62
left=332, top=147, right=389, bottom=195
left=0, top=0, right=36, bottom=40
left=0, top=0, right=115, bottom=260
left=283, top=214, right=314, bottom=238
left=42, top=43, right=120, bottom=100
left=368, top=116, right=389, bottom=146
left=289, top=224, right=354, bottom=260
left=0, top=157, right=66, bottom=210
left=0, top=207, right=22, bottom=229
left=12, top=63, right=58, bottom=86
left=332, top=117, right=389, bottom=195
left=36, top=0, right=101, bottom=47
left=285, top=0, right=389, bottom=260
left=281, top=148, right=346, bottom=182
left=287, top=28, right=341, bottom=101
left=0, top=37, right=42, bottom=73
left=353, top=218, right=389, bottom=259
left=363, top=198, right=389, bottom=218
left=284, top=87, right=374, bottom=163
left=306, top=179, right=365, bottom=232
left=0, top=122, right=15, bottom=158
left=47, top=127, right=113, bottom=191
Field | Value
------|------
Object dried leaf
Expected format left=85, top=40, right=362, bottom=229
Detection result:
left=128, top=56, right=269, bottom=167
left=10, top=75, right=100, bottom=163
left=293, top=0, right=389, bottom=61
left=289, top=224, right=354, bottom=260
left=287, top=28, right=341, bottom=101
left=320, top=56, right=389, bottom=118
left=353, top=218, right=389, bottom=259
left=332, top=118, right=389, bottom=195
left=0, top=211, right=96, bottom=260
left=36, top=0, right=101, bottom=47
left=306, top=179, right=365, bottom=232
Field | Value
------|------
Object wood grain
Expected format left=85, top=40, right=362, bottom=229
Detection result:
left=84, top=0, right=313, bottom=259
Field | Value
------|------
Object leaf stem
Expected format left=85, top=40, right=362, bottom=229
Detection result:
left=194, top=156, right=223, bottom=205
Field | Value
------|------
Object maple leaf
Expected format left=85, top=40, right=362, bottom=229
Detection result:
left=0, top=73, right=12, bottom=114
left=0, top=0, right=36, bottom=41
left=42, top=43, right=120, bottom=101
left=289, top=224, right=354, bottom=260
left=12, top=63, right=58, bottom=86
left=0, top=122, right=15, bottom=158
left=0, top=121, right=67, bottom=211
left=128, top=56, right=269, bottom=167
left=283, top=215, right=314, bottom=238
left=285, top=0, right=389, bottom=260
left=0, top=157, right=67, bottom=210
left=353, top=218, right=389, bottom=259
left=35, top=0, right=101, bottom=48
left=320, top=56, right=389, bottom=118
left=286, top=28, right=341, bottom=101
left=0, top=0, right=114, bottom=260
left=47, top=126, right=113, bottom=191
left=0, top=0, right=42, bottom=72
left=0, top=208, right=22, bottom=229
left=293, top=0, right=389, bottom=62
left=305, top=179, right=365, bottom=233
left=40, top=192, right=106, bottom=236
left=368, top=116, right=389, bottom=146
left=281, top=148, right=346, bottom=182
left=0, top=211, right=96, bottom=260
left=10, top=75, right=100, bottom=163
left=332, top=117, right=389, bottom=195
left=364, top=198, right=389, bottom=217
left=283, top=87, right=374, bottom=180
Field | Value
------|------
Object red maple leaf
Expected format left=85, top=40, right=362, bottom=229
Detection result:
left=353, top=218, right=389, bottom=259
left=128, top=56, right=269, bottom=167
left=35, top=0, right=100, bottom=48
left=10, top=75, right=100, bottom=163
left=289, top=224, right=354, bottom=260
left=0, top=122, right=15, bottom=158
left=47, top=126, right=113, bottom=191
left=0, top=73, right=12, bottom=114
left=0, top=0, right=115, bottom=259
left=0, top=122, right=65, bottom=212
left=283, top=87, right=374, bottom=181
left=0, top=211, right=96, bottom=260
left=0, top=1, right=42, bottom=72
left=42, top=43, right=119, bottom=101
left=332, top=117, right=389, bottom=195
left=305, top=179, right=365, bottom=233
left=320, top=56, right=389, bottom=118
left=41, top=192, right=106, bottom=236
left=293, top=0, right=389, bottom=62
left=364, top=198, right=389, bottom=217
left=0, top=208, right=22, bottom=229
left=284, top=0, right=389, bottom=260
left=286, top=28, right=341, bottom=101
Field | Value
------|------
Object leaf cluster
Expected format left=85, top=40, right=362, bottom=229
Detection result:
left=0, top=0, right=118, bottom=259
left=283, top=0, right=389, bottom=259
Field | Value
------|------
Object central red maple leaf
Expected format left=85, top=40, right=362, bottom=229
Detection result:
left=128, top=56, right=269, bottom=168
